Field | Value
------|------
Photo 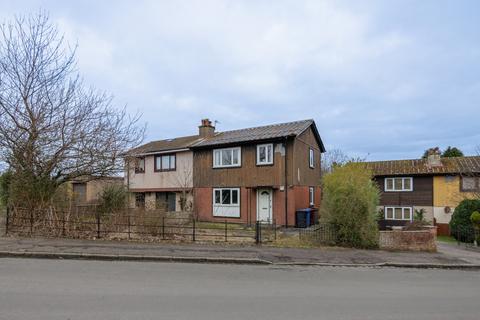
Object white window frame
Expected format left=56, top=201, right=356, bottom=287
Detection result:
left=309, top=187, right=314, bottom=206
left=384, top=206, right=413, bottom=221
left=384, top=177, right=413, bottom=192
left=256, top=143, right=274, bottom=165
left=213, top=147, right=241, bottom=168
left=309, top=148, right=315, bottom=168
left=212, top=188, right=240, bottom=217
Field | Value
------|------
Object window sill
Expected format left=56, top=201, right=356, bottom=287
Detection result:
left=256, top=162, right=274, bottom=166
left=213, top=165, right=241, bottom=169
left=213, top=204, right=240, bottom=207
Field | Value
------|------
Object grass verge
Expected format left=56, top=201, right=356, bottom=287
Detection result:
left=437, top=235, right=456, bottom=244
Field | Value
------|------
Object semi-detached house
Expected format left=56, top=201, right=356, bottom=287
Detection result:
left=125, top=119, right=325, bottom=227
left=365, top=149, right=480, bottom=235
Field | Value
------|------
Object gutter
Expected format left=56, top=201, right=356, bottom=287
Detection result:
left=284, top=137, right=288, bottom=227
left=127, top=148, right=191, bottom=157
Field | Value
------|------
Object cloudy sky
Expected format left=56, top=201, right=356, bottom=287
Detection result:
left=2, top=0, right=479, bottom=160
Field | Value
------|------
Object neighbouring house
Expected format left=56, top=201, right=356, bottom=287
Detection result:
left=366, top=149, right=480, bottom=235
left=125, top=119, right=325, bottom=226
left=125, top=135, right=202, bottom=212
left=70, top=176, right=124, bottom=204
left=191, top=119, right=325, bottom=226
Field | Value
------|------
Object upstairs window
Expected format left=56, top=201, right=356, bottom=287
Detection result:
left=309, top=148, right=315, bottom=168
left=257, top=144, right=273, bottom=165
left=385, top=177, right=413, bottom=192
left=461, top=176, right=480, bottom=192
left=134, top=157, right=145, bottom=173
left=155, top=154, right=176, bottom=171
left=213, top=147, right=241, bottom=168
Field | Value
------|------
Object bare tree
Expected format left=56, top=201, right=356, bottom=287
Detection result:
left=0, top=13, right=144, bottom=208
left=321, top=148, right=349, bottom=176
left=172, top=166, right=193, bottom=211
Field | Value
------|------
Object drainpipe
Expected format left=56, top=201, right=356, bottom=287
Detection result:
left=284, top=137, right=288, bottom=227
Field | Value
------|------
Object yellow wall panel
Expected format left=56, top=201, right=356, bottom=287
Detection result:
left=433, top=175, right=476, bottom=207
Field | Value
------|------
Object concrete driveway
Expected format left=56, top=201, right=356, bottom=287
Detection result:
left=436, top=241, right=480, bottom=264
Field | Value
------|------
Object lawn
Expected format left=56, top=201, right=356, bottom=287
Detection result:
left=436, top=235, right=457, bottom=244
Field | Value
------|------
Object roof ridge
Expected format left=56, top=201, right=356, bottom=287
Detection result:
left=142, top=134, right=200, bottom=145
left=216, top=119, right=313, bottom=135
left=366, top=155, right=480, bottom=164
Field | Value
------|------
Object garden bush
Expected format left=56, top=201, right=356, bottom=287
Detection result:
left=450, top=199, right=480, bottom=242
left=98, top=184, right=128, bottom=215
left=321, top=162, right=380, bottom=248
left=470, top=211, right=480, bottom=227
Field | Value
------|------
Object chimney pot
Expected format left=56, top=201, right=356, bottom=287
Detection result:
left=199, top=118, right=215, bottom=138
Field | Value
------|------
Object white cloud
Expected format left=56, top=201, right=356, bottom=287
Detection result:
left=1, top=0, right=479, bottom=159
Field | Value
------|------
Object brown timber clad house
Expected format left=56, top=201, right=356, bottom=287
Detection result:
left=125, top=119, right=326, bottom=226
left=191, top=119, right=325, bottom=226
left=365, top=149, right=480, bottom=235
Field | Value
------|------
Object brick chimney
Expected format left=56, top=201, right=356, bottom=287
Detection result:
left=198, top=119, right=215, bottom=138
left=426, top=147, right=442, bottom=167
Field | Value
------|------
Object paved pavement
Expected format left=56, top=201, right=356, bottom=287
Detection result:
left=1, top=236, right=480, bottom=266
left=0, top=258, right=479, bottom=320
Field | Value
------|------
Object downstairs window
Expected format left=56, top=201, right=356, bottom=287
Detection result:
left=212, top=188, right=240, bottom=217
left=384, top=207, right=412, bottom=221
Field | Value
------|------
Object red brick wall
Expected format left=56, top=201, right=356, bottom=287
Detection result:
left=194, top=187, right=251, bottom=224
left=194, top=186, right=321, bottom=227
left=379, top=227, right=437, bottom=251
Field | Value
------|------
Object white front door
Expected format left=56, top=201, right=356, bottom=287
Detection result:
left=257, top=188, right=272, bottom=222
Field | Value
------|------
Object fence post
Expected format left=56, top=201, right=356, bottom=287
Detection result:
left=96, top=211, right=101, bottom=239
left=255, top=221, right=261, bottom=244
left=5, top=206, right=9, bottom=236
left=162, top=216, right=165, bottom=240
left=273, top=219, right=276, bottom=241
left=30, top=210, right=34, bottom=236
left=224, top=219, right=227, bottom=242
left=62, top=210, right=66, bottom=237
left=127, top=210, right=131, bottom=240
left=192, top=218, right=196, bottom=242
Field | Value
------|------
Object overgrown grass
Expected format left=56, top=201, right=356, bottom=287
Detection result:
left=195, top=221, right=253, bottom=231
left=269, top=233, right=318, bottom=248
left=437, top=235, right=457, bottom=244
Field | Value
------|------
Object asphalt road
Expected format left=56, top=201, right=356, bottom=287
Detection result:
left=0, top=259, right=479, bottom=320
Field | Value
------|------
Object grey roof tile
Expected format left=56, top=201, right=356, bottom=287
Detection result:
left=127, top=119, right=323, bottom=155
left=192, top=119, right=314, bottom=147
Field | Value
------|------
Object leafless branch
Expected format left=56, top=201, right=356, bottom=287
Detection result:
left=0, top=12, right=145, bottom=206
